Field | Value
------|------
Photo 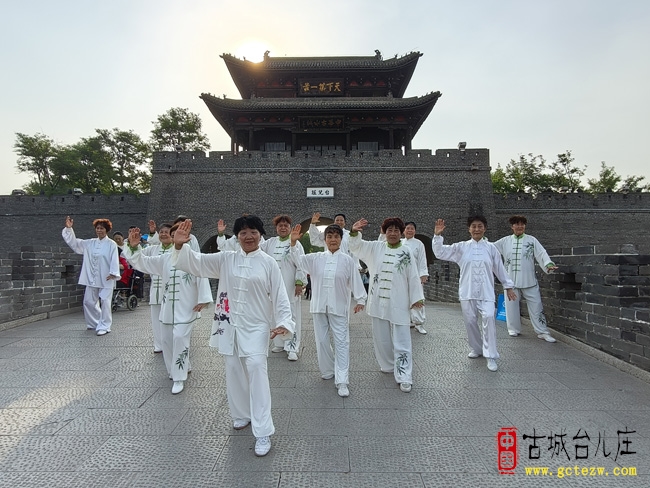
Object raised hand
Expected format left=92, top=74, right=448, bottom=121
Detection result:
left=351, top=218, right=368, bottom=232
left=65, top=216, right=74, bottom=228
left=290, top=224, right=303, bottom=246
left=128, top=227, right=142, bottom=247
left=174, top=219, right=192, bottom=249
left=311, top=212, right=321, bottom=224
left=148, top=220, right=156, bottom=234
left=434, top=219, right=446, bottom=235
left=217, top=219, right=227, bottom=234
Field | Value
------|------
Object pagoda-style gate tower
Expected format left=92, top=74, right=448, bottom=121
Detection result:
left=148, top=51, right=494, bottom=269
left=201, top=51, right=441, bottom=156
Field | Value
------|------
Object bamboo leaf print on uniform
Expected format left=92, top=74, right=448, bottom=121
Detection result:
left=523, top=242, right=535, bottom=259
left=396, top=352, right=409, bottom=375
left=175, top=347, right=189, bottom=370
left=395, top=251, right=411, bottom=273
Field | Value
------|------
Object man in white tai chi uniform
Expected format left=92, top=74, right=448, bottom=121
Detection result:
left=432, top=215, right=516, bottom=372
left=493, top=215, right=557, bottom=342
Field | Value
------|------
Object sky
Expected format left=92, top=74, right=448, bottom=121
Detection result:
left=1, top=0, right=649, bottom=194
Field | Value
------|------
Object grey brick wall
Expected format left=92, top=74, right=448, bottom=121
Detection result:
left=0, top=193, right=149, bottom=254
left=0, top=246, right=84, bottom=325
left=538, top=244, right=650, bottom=371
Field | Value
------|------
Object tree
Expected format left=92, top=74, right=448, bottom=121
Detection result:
left=14, top=133, right=69, bottom=193
left=587, top=162, right=622, bottom=193
left=491, top=153, right=551, bottom=195
left=150, top=107, right=210, bottom=152
left=64, top=136, right=114, bottom=194
left=96, top=128, right=152, bottom=193
left=587, top=162, right=649, bottom=193
left=546, top=151, right=585, bottom=192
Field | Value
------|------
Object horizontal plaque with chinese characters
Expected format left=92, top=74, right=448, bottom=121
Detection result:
left=299, top=116, right=345, bottom=131
left=306, top=187, right=334, bottom=198
left=298, top=79, right=344, bottom=97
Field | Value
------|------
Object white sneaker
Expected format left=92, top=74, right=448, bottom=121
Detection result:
left=171, top=381, right=184, bottom=394
left=233, top=419, right=250, bottom=430
left=337, top=384, right=349, bottom=397
left=86, top=325, right=95, bottom=330
left=287, top=352, right=298, bottom=361
left=96, top=330, right=107, bottom=336
left=467, top=351, right=480, bottom=358
left=255, top=436, right=271, bottom=456
left=538, top=333, right=557, bottom=343
left=414, top=325, right=427, bottom=335
left=486, top=359, right=498, bottom=372
left=399, top=383, right=412, bottom=393
left=271, top=346, right=284, bottom=353
left=321, top=373, right=334, bottom=380
left=508, top=332, right=519, bottom=337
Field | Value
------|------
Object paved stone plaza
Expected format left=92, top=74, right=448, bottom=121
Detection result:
left=0, top=301, right=648, bottom=487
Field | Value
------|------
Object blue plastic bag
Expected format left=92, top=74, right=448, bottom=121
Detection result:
left=496, top=293, right=507, bottom=322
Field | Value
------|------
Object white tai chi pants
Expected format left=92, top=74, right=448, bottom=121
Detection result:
left=371, top=317, right=413, bottom=384
left=150, top=304, right=164, bottom=352
left=224, top=341, right=275, bottom=438
left=505, top=284, right=550, bottom=335
left=83, top=286, right=113, bottom=332
left=272, top=296, right=301, bottom=353
left=460, top=299, right=499, bottom=359
left=161, top=321, right=193, bottom=381
left=313, top=312, right=350, bottom=385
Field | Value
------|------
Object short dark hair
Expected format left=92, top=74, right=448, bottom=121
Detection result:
left=404, top=221, right=417, bottom=230
left=159, top=223, right=173, bottom=231
left=112, top=231, right=123, bottom=237
left=509, top=215, right=527, bottom=225
left=381, top=217, right=405, bottom=233
left=233, top=215, right=266, bottom=236
left=334, top=213, right=346, bottom=222
left=467, top=215, right=488, bottom=227
left=93, top=218, right=112, bottom=232
left=324, top=224, right=343, bottom=238
left=173, top=215, right=190, bottom=225
left=272, top=214, right=292, bottom=226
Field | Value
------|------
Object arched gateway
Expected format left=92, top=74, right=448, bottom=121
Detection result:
left=148, top=51, right=494, bottom=252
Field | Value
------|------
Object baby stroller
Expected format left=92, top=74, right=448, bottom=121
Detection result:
left=112, top=269, right=140, bottom=312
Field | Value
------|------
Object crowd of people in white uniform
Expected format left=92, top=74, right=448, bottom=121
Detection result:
left=62, top=211, right=557, bottom=456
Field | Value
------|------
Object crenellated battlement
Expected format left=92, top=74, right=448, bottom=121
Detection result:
left=152, top=148, right=491, bottom=172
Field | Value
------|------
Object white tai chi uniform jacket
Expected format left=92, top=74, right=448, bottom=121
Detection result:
left=290, top=246, right=367, bottom=385
left=62, top=227, right=120, bottom=333
left=349, top=233, right=423, bottom=384
left=260, top=236, right=306, bottom=353
left=171, top=244, right=295, bottom=438
left=309, top=224, right=360, bottom=266
left=493, top=234, right=554, bottom=335
left=432, top=236, right=514, bottom=359
left=140, top=242, right=174, bottom=352
left=124, top=246, right=212, bottom=381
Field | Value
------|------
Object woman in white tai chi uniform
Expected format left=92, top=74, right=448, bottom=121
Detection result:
left=216, top=218, right=265, bottom=252
left=260, top=214, right=306, bottom=361
left=379, top=221, right=430, bottom=334
left=432, top=216, right=517, bottom=372
left=349, top=217, right=424, bottom=393
left=62, top=216, right=120, bottom=336
left=171, top=216, right=294, bottom=457
left=124, top=224, right=212, bottom=394
left=493, top=215, right=557, bottom=342
left=141, top=222, right=174, bottom=353
left=289, top=224, right=366, bottom=397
